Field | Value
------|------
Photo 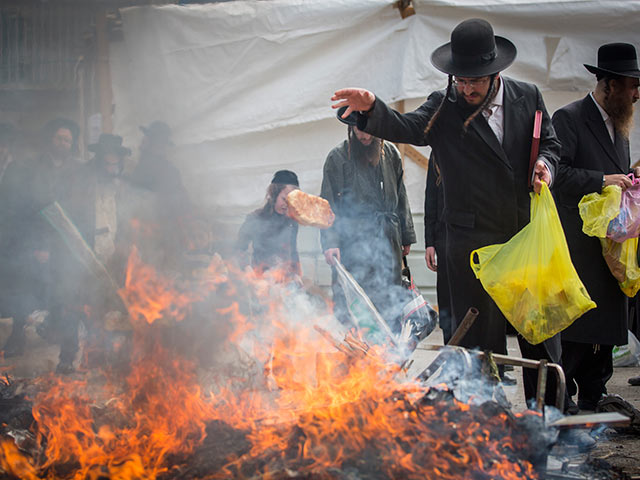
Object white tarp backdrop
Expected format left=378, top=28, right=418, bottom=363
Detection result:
left=110, top=0, right=640, bottom=288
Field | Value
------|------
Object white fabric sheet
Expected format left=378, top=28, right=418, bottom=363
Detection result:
left=110, top=0, right=640, bottom=216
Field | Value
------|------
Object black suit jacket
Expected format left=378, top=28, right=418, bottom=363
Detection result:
left=360, top=77, right=559, bottom=237
left=552, top=94, right=629, bottom=345
left=424, top=155, right=445, bottom=249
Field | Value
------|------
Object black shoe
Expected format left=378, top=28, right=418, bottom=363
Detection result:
left=596, top=393, right=640, bottom=429
left=566, top=398, right=579, bottom=415
left=629, top=376, right=640, bottom=386
left=578, top=398, right=598, bottom=412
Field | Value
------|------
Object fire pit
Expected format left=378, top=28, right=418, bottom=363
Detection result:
left=0, top=253, right=626, bottom=479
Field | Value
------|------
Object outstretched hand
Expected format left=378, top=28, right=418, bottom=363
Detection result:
left=331, top=88, right=376, bottom=120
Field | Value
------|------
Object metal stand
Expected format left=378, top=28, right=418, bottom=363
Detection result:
left=416, top=345, right=567, bottom=413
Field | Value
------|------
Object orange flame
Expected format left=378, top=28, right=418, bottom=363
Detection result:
left=119, top=246, right=200, bottom=325
left=0, top=252, right=541, bottom=479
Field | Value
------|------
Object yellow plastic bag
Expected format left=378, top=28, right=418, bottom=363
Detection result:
left=470, top=183, right=596, bottom=345
left=578, top=185, right=622, bottom=238
left=579, top=186, right=640, bottom=297
left=600, top=237, right=640, bottom=297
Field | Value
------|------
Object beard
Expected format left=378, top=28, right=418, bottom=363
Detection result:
left=604, top=87, right=635, bottom=140
left=350, top=135, right=381, bottom=166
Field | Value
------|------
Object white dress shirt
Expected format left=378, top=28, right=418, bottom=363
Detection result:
left=481, top=77, right=505, bottom=145
left=481, top=77, right=552, bottom=185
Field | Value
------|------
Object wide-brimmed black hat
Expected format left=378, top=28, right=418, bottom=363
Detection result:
left=336, top=106, right=358, bottom=127
left=271, top=169, right=299, bottom=186
left=88, top=133, right=131, bottom=157
left=431, top=18, right=517, bottom=77
left=584, top=43, right=640, bottom=79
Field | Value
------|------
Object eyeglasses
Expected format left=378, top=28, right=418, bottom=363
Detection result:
left=453, top=77, right=490, bottom=88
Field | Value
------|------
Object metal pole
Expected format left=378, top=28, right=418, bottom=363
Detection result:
left=535, top=359, right=548, bottom=413
left=447, top=307, right=479, bottom=346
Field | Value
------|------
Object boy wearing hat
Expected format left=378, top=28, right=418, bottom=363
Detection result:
left=331, top=18, right=561, bottom=406
left=236, top=170, right=301, bottom=280
left=552, top=43, right=640, bottom=409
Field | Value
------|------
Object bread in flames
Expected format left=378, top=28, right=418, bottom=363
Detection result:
left=286, top=189, right=335, bottom=229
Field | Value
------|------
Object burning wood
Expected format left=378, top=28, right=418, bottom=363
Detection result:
left=0, top=252, right=599, bottom=480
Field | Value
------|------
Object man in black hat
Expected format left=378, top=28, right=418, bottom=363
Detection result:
left=552, top=43, right=640, bottom=409
left=320, top=113, right=416, bottom=333
left=0, top=118, right=93, bottom=372
left=130, top=121, right=184, bottom=198
left=331, top=18, right=561, bottom=405
left=424, top=154, right=452, bottom=344
left=128, top=121, right=191, bottom=271
left=89, top=134, right=132, bottom=267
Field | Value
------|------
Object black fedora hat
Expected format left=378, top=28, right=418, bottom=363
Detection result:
left=584, top=43, right=640, bottom=79
left=336, top=106, right=358, bottom=126
left=88, top=133, right=131, bottom=157
left=140, top=120, right=173, bottom=146
left=431, top=18, right=517, bottom=77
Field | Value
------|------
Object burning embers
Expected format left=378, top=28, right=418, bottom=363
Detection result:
left=1, top=251, right=550, bottom=479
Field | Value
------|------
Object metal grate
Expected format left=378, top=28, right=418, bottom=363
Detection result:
left=0, top=6, right=92, bottom=90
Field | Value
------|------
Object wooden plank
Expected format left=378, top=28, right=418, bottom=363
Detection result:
left=389, top=100, right=429, bottom=170
left=393, top=100, right=406, bottom=169
left=404, top=145, right=429, bottom=169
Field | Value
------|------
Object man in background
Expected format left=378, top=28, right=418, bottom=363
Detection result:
left=424, top=155, right=452, bottom=344
left=320, top=110, right=415, bottom=334
left=552, top=43, right=640, bottom=410
left=0, top=118, right=93, bottom=373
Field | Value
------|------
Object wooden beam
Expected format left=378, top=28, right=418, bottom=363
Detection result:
left=394, top=0, right=416, bottom=19
left=404, top=145, right=429, bottom=170
left=391, top=99, right=430, bottom=170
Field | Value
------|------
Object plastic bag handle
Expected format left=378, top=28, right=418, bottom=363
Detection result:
left=627, top=173, right=640, bottom=186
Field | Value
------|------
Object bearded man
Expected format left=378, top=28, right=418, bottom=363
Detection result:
left=321, top=114, right=415, bottom=334
left=0, top=118, right=94, bottom=372
left=552, top=43, right=640, bottom=412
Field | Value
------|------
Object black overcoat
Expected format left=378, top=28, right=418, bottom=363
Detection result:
left=552, top=95, right=629, bottom=346
left=358, top=77, right=561, bottom=356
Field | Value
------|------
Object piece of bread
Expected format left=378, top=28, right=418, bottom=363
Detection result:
left=286, top=189, right=335, bottom=229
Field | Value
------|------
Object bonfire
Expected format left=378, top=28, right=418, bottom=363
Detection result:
left=0, top=248, right=555, bottom=480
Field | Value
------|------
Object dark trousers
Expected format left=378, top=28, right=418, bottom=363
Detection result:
left=49, top=304, right=82, bottom=364
left=562, top=340, right=613, bottom=408
left=445, top=225, right=508, bottom=355
left=444, top=224, right=566, bottom=407
left=1, top=279, right=45, bottom=352
left=517, top=334, right=567, bottom=409
left=434, top=235, right=453, bottom=344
